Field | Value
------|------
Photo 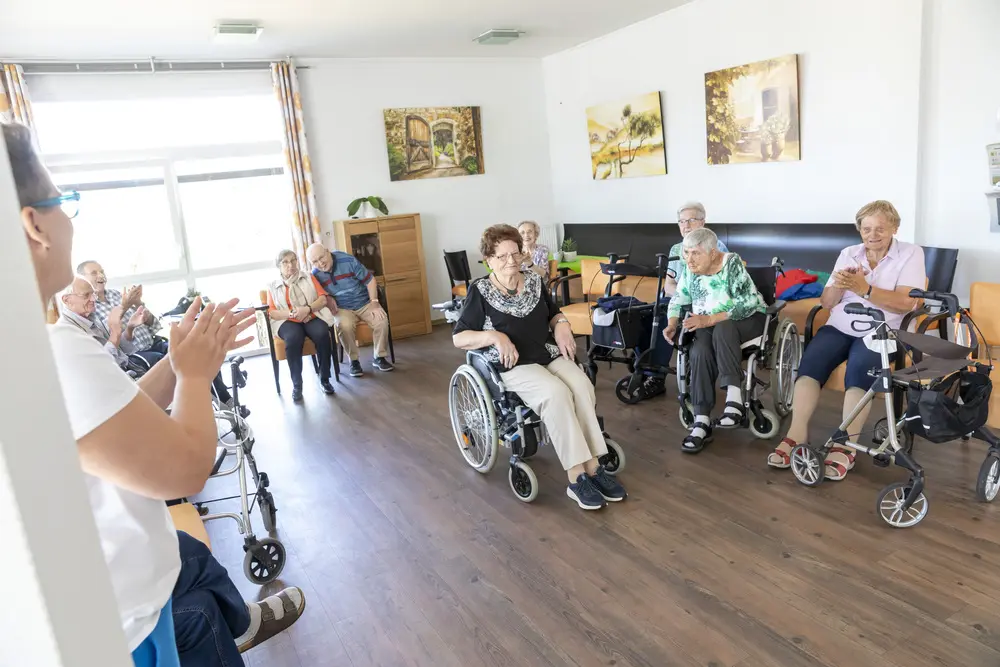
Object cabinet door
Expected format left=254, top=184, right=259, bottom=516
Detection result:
left=383, top=271, right=428, bottom=337
left=379, top=217, right=422, bottom=275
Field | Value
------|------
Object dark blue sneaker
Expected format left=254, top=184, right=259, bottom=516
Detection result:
left=590, top=465, right=627, bottom=502
left=567, top=474, right=606, bottom=510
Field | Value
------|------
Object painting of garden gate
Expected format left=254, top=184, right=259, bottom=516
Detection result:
left=586, top=92, right=666, bottom=180
left=705, top=54, right=800, bottom=165
left=383, top=106, right=485, bottom=181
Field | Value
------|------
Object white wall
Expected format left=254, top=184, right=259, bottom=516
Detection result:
left=917, top=0, right=1000, bottom=300
left=542, top=0, right=924, bottom=241
left=298, top=59, right=554, bottom=306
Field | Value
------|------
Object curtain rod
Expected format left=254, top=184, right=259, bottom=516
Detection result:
left=16, top=59, right=307, bottom=75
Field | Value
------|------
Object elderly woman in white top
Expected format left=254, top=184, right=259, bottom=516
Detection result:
left=266, top=249, right=337, bottom=401
left=768, top=200, right=927, bottom=480
left=518, top=220, right=550, bottom=279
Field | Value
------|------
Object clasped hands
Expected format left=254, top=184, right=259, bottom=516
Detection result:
left=830, top=265, right=870, bottom=296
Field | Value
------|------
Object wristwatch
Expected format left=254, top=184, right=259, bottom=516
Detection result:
left=554, top=317, right=569, bottom=326
left=864, top=284, right=873, bottom=299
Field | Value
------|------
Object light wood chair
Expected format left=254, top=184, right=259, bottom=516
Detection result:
left=168, top=502, right=211, bottom=548
left=258, top=290, right=340, bottom=394
left=970, top=282, right=1000, bottom=429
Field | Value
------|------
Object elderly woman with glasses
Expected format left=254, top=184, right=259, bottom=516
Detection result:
left=663, top=227, right=768, bottom=454
left=768, top=200, right=926, bottom=480
left=453, top=224, right=628, bottom=511
left=266, top=249, right=336, bottom=402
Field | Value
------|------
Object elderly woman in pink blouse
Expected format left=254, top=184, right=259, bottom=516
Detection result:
left=768, top=200, right=927, bottom=480
left=518, top=221, right=550, bottom=279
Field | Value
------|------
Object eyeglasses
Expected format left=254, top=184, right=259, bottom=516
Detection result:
left=678, top=217, right=705, bottom=225
left=491, top=252, right=522, bottom=265
left=29, top=191, right=81, bottom=219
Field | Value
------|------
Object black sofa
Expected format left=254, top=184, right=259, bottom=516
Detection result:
left=563, top=222, right=860, bottom=272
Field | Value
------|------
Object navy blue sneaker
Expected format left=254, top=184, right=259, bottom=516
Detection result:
left=567, top=474, right=606, bottom=510
left=590, top=465, right=627, bottom=502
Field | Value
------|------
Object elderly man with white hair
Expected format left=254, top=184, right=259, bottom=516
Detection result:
left=663, top=228, right=767, bottom=453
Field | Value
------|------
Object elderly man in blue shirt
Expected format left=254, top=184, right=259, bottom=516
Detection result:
left=306, top=242, right=394, bottom=376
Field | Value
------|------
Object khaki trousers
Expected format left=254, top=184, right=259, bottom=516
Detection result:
left=333, top=302, right=389, bottom=361
left=500, top=357, right=608, bottom=470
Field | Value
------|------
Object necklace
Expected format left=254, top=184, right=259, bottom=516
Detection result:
left=492, top=273, right=519, bottom=296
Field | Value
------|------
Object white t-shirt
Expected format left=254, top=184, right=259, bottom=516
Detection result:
left=48, top=321, right=181, bottom=651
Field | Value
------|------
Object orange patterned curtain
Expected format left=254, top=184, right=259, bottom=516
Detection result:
left=0, top=64, right=35, bottom=127
left=271, top=61, right=320, bottom=263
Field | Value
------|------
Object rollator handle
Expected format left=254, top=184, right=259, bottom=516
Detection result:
left=845, top=302, right=885, bottom=321
left=908, top=289, right=961, bottom=317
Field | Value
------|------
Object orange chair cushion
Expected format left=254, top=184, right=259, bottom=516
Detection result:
left=990, top=361, right=1000, bottom=430
left=272, top=335, right=316, bottom=362
left=452, top=284, right=467, bottom=298
left=783, top=298, right=823, bottom=334
left=562, top=302, right=593, bottom=336
left=168, top=502, right=211, bottom=548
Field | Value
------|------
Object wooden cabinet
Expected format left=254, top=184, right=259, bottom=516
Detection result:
left=332, top=213, right=432, bottom=341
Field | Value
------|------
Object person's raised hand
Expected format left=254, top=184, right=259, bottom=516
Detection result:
left=492, top=331, right=519, bottom=369
left=108, top=305, right=125, bottom=337
left=127, top=306, right=147, bottom=329
left=123, top=285, right=142, bottom=309
left=169, top=298, right=257, bottom=382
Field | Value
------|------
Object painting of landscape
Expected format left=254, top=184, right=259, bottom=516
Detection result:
left=383, top=106, right=485, bottom=181
left=587, top=92, right=666, bottom=180
left=705, top=54, right=800, bottom=165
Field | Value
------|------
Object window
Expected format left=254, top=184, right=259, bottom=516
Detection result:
left=36, top=91, right=292, bottom=353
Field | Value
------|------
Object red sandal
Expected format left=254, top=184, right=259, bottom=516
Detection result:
left=767, top=438, right=796, bottom=469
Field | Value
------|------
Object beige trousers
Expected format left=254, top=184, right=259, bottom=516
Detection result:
left=500, top=357, right=608, bottom=470
left=333, top=302, right=389, bottom=361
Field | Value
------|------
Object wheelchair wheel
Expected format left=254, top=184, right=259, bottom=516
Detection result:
left=243, top=537, right=286, bottom=584
left=449, top=365, right=499, bottom=473
left=508, top=461, right=539, bottom=502
left=876, top=482, right=928, bottom=528
left=790, top=445, right=824, bottom=487
left=772, top=320, right=800, bottom=418
left=749, top=408, right=780, bottom=440
left=614, top=377, right=642, bottom=405
left=678, top=400, right=695, bottom=430
left=599, top=438, right=626, bottom=475
left=976, top=454, right=1000, bottom=502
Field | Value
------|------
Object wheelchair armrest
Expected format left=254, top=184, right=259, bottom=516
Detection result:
left=466, top=348, right=506, bottom=383
left=766, top=300, right=787, bottom=316
left=804, top=304, right=825, bottom=345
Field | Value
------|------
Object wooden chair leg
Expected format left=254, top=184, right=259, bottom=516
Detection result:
left=387, top=318, right=396, bottom=363
left=330, top=334, right=341, bottom=381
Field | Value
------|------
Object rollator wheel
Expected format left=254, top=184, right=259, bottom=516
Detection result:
left=678, top=400, right=695, bottom=430
left=876, top=482, right=929, bottom=528
left=976, top=454, right=1000, bottom=503
left=508, top=461, right=539, bottom=502
left=243, top=537, right=286, bottom=584
left=614, top=377, right=642, bottom=405
left=790, top=445, right=824, bottom=487
left=599, top=438, right=626, bottom=475
left=258, top=490, right=277, bottom=533
left=748, top=409, right=780, bottom=440
left=872, top=418, right=914, bottom=454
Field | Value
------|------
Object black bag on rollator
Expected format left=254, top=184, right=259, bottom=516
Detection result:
left=906, top=370, right=992, bottom=444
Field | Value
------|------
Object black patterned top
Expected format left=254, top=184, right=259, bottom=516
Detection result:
left=453, top=271, right=561, bottom=367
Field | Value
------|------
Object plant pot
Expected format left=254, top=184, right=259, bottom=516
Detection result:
left=562, top=251, right=578, bottom=262
left=552, top=250, right=563, bottom=263
left=770, top=136, right=786, bottom=160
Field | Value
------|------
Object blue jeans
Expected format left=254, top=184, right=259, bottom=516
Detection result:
left=798, top=325, right=894, bottom=390
left=172, top=531, right=250, bottom=667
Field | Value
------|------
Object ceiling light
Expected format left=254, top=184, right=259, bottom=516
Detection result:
left=213, top=23, right=263, bottom=44
left=474, top=29, right=525, bottom=45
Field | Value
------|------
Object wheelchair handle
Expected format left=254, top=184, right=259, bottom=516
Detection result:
left=908, top=288, right=960, bottom=317
left=845, top=302, right=886, bottom=321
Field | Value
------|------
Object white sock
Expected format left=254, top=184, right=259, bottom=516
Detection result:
left=719, top=386, right=743, bottom=424
left=688, top=415, right=710, bottom=441
left=235, top=602, right=260, bottom=645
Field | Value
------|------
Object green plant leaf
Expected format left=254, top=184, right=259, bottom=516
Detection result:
left=347, top=198, right=363, bottom=216
left=368, top=196, right=389, bottom=215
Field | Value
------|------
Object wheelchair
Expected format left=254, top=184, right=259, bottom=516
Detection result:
left=674, top=257, right=802, bottom=440
left=448, top=350, right=626, bottom=502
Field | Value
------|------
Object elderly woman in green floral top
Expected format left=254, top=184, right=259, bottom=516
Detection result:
left=663, top=228, right=768, bottom=453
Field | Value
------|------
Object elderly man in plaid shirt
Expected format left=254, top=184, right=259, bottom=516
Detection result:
left=78, top=261, right=239, bottom=409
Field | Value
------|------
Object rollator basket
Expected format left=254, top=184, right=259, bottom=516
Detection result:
left=905, top=369, right=992, bottom=443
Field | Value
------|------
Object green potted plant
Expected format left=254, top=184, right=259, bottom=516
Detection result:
left=561, top=237, right=578, bottom=262
left=347, top=196, right=389, bottom=219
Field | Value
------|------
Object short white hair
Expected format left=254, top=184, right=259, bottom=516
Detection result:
left=682, top=227, right=718, bottom=253
left=676, top=201, right=706, bottom=220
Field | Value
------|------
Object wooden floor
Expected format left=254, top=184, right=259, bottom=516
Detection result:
left=201, top=326, right=1000, bottom=667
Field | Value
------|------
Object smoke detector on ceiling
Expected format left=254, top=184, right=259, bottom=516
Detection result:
left=213, top=23, right=264, bottom=44
left=474, top=29, right=525, bottom=45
